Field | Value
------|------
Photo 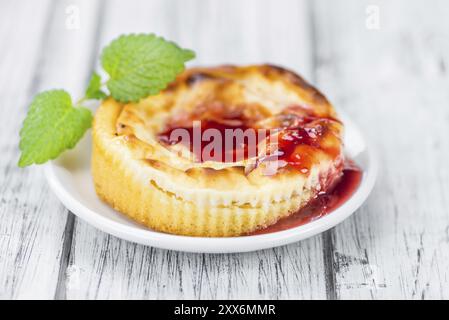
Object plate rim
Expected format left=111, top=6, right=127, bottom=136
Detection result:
left=44, top=117, right=378, bottom=254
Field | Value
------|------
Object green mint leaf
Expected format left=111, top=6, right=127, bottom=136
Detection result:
left=101, top=33, right=195, bottom=102
left=18, top=90, right=92, bottom=167
left=85, top=72, right=107, bottom=100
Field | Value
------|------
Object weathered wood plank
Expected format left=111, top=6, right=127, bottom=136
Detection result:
left=0, top=0, right=58, bottom=299
left=6, top=0, right=447, bottom=300
left=313, top=0, right=449, bottom=299
left=0, top=0, right=103, bottom=299
left=67, top=0, right=328, bottom=299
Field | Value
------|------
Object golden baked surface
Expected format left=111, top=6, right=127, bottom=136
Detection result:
left=92, top=65, right=344, bottom=236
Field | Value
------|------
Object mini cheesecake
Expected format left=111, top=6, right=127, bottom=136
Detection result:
left=91, top=65, right=344, bottom=237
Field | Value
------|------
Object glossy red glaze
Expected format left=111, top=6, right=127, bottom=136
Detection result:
left=158, top=119, right=257, bottom=162
left=157, top=110, right=341, bottom=169
left=157, top=107, right=354, bottom=235
left=248, top=164, right=362, bottom=235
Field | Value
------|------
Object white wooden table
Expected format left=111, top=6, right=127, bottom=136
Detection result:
left=1, top=0, right=448, bottom=299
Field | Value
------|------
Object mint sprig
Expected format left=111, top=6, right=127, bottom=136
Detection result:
left=102, top=34, right=195, bottom=102
left=85, top=72, right=107, bottom=100
left=19, top=33, right=195, bottom=167
left=18, top=90, right=92, bottom=167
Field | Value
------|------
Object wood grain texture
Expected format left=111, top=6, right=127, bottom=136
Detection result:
left=0, top=0, right=64, bottom=299
left=313, top=0, right=449, bottom=299
left=1, top=0, right=448, bottom=300
left=67, top=0, right=327, bottom=300
left=0, top=0, right=104, bottom=299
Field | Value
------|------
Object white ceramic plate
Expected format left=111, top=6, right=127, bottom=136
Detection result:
left=45, top=112, right=377, bottom=253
